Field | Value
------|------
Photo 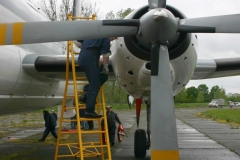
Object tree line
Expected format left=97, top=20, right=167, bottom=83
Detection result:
left=175, top=84, right=240, bottom=103
left=104, top=83, right=239, bottom=104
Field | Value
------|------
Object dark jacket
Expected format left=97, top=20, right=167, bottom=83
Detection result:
left=106, top=111, right=121, bottom=127
left=44, top=112, right=57, bottom=128
left=52, top=113, right=57, bottom=120
left=78, top=38, right=110, bottom=57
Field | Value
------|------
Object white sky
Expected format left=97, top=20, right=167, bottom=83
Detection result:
left=95, top=0, right=240, bottom=94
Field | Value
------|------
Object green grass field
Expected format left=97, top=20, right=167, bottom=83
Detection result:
left=174, top=103, right=208, bottom=108
left=199, top=109, right=240, bottom=126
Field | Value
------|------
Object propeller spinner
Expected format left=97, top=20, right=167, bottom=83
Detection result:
left=136, top=7, right=179, bottom=76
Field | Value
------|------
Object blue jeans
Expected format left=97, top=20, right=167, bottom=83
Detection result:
left=83, top=73, right=108, bottom=91
left=81, top=121, right=89, bottom=129
left=70, top=116, right=76, bottom=129
left=40, top=127, right=57, bottom=141
left=78, top=50, right=101, bottom=113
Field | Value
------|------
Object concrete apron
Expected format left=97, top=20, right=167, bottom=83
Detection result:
left=113, top=110, right=240, bottom=160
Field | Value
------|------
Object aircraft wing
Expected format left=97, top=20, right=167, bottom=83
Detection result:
left=192, top=58, right=240, bottom=80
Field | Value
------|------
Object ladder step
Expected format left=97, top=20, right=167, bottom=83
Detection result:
left=62, top=117, right=103, bottom=122
left=79, top=144, right=109, bottom=148
left=62, top=105, right=103, bottom=111
left=76, top=77, right=88, bottom=80
left=80, top=117, right=103, bottom=120
left=68, top=82, right=88, bottom=85
left=65, top=95, right=77, bottom=98
left=63, top=107, right=75, bottom=110
left=60, top=130, right=107, bottom=134
left=59, top=143, right=109, bottom=148
left=64, top=103, right=86, bottom=107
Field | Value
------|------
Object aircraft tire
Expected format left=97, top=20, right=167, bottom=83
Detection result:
left=134, top=129, right=147, bottom=158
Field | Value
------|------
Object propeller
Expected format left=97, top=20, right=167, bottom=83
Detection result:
left=0, top=19, right=139, bottom=45
left=178, top=14, right=240, bottom=33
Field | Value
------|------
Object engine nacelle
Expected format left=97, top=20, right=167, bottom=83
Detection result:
left=110, top=5, right=198, bottom=99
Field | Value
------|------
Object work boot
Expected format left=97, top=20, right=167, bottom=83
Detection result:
left=79, top=92, right=87, bottom=103
left=84, top=112, right=102, bottom=118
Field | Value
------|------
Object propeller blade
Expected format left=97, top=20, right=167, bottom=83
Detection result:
left=151, top=41, right=160, bottom=76
left=150, top=43, right=179, bottom=156
left=0, top=19, right=139, bottom=45
left=148, top=0, right=166, bottom=9
left=178, top=14, right=240, bottom=33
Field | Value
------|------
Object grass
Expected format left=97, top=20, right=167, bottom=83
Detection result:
left=0, top=146, right=38, bottom=160
left=199, top=109, right=240, bottom=127
left=175, top=103, right=208, bottom=108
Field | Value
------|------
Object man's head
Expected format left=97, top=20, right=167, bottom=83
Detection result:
left=106, top=106, right=112, bottom=112
left=43, top=110, right=49, bottom=114
left=51, top=110, right=55, bottom=113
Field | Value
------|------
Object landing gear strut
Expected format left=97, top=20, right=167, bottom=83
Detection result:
left=146, top=102, right=151, bottom=149
left=134, top=100, right=151, bottom=158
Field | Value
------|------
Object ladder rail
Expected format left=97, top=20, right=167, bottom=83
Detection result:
left=101, top=86, right=112, bottom=159
left=54, top=39, right=71, bottom=160
left=69, top=39, right=85, bottom=160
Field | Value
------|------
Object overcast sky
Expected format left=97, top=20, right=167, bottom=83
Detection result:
left=95, top=0, right=240, bottom=94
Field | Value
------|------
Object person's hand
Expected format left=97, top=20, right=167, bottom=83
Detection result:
left=110, top=37, right=117, bottom=41
left=73, top=41, right=82, bottom=48
left=101, top=64, right=109, bottom=74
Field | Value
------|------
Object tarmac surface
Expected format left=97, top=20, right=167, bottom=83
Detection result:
left=0, top=108, right=240, bottom=160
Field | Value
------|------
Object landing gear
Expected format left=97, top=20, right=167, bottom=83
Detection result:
left=146, top=102, right=151, bottom=150
left=134, top=129, right=147, bottom=158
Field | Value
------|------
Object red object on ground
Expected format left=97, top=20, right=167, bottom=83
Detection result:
left=117, top=125, right=128, bottom=142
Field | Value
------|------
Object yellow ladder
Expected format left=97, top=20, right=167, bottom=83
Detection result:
left=54, top=14, right=112, bottom=160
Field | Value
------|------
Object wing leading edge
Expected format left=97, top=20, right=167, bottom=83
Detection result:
left=192, top=58, right=240, bottom=80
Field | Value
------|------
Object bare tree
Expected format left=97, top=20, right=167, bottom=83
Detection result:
left=38, top=0, right=100, bottom=21
left=105, top=10, right=115, bottom=20
left=40, top=0, right=58, bottom=21
left=59, top=0, right=73, bottom=21
left=80, top=1, right=99, bottom=17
